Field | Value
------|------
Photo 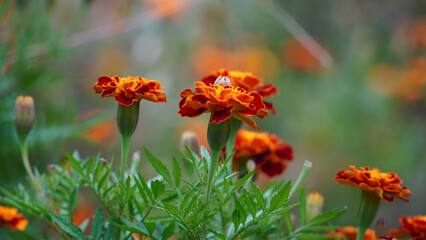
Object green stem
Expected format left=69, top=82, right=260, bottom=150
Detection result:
left=355, top=190, right=381, bottom=240
left=289, top=160, right=312, bottom=199
left=19, top=139, right=47, bottom=202
left=226, top=118, right=242, bottom=160
left=120, top=134, right=131, bottom=183
left=206, top=148, right=221, bottom=201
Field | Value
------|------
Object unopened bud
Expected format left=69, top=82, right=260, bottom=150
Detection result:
left=306, top=192, right=324, bottom=222
left=117, top=101, right=139, bottom=137
left=246, top=159, right=256, bottom=172
left=213, top=75, right=232, bottom=87
left=14, top=95, right=35, bottom=139
left=375, top=218, right=388, bottom=237
left=100, top=158, right=107, bottom=164
left=47, top=164, right=56, bottom=171
left=179, top=131, right=200, bottom=156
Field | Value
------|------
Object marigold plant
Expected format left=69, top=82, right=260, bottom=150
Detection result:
left=0, top=205, right=28, bottom=231
left=328, top=226, right=376, bottom=240
left=388, top=215, right=426, bottom=240
left=201, top=68, right=279, bottom=114
left=232, top=129, right=293, bottom=177
left=94, top=75, right=167, bottom=106
left=335, top=166, right=411, bottom=203
left=178, top=81, right=268, bottom=130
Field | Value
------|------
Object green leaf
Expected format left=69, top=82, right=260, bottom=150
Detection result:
left=298, top=188, right=307, bottom=226
left=151, top=180, right=165, bottom=198
left=200, top=146, right=211, bottom=162
left=231, top=209, right=240, bottom=232
left=293, top=233, right=331, bottom=239
left=242, top=188, right=256, bottom=219
left=172, top=157, right=181, bottom=188
left=251, top=182, right=267, bottom=213
left=234, top=196, right=246, bottom=227
left=224, top=171, right=254, bottom=202
left=308, top=207, right=347, bottom=226
left=269, top=181, right=291, bottom=211
left=68, top=188, right=78, bottom=220
left=50, top=213, right=86, bottom=240
left=90, top=206, right=103, bottom=240
left=283, top=211, right=293, bottom=234
left=144, top=148, right=173, bottom=186
left=161, top=222, right=175, bottom=240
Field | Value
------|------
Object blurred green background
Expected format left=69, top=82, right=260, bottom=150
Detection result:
left=1, top=0, right=425, bottom=237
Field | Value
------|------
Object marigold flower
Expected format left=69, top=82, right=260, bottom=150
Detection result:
left=377, top=237, right=397, bottom=240
left=178, top=81, right=268, bottom=130
left=0, top=205, right=28, bottom=231
left=94, top=75, right=167, bottom=106
left=201, top=69, right=279, bottom=114
left=328, top=226, right=376, bottom=240
left=388, top=216, right=426, bottom=240
left=335, top=166, right=411, bottom=203
left=411, top=16, right=426, bottom=49
left=232, top=129, right=293, bottom=177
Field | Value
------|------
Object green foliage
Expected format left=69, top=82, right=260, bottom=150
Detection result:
left=0, top=148, right=347, bottom=239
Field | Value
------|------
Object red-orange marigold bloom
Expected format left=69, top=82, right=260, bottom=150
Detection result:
left=388, top=216, right=426, bottom=240
left=327, top=226, right=376, bottom=240
left=335, top=166, right=411, bottom=203
left=178, top=81, right=268, bottom=130
left=0, top=205, right=28, bottom=231
left=94, top=75, right=167, bottom=106
left=233, top=129, right=293, bottom=177
left=201, top=69, right=279, bottom=114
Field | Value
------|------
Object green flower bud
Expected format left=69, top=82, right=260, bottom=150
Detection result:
left=207, top=117, right=231, bottom=152
left=179, top=131, right=200, bottom=156
left=14, top=95, right=35, bottom=140
left=306, top=192, right=324, bottom=222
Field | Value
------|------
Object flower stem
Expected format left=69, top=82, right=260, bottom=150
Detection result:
left=356, top=190, right=381, bottom=240
left=226, top=118, right=242, bottom=168
left=206, top=148, right=221, bottom=201
left=289, top=160, right=312, bottom=199
left=120, top=134, right=131, bottom=182
left=19, top=138, right=47, bottom=202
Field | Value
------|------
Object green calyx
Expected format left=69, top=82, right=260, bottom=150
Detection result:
left=356, top=190, right=381, bottom=240
left=117, top=101, right=140, bottom=137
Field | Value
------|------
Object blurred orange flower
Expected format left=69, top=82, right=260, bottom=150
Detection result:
left=335, top=166, right=411, bottom=203
left=0, top=205, right=28, bottom=231
left=411, top=17, right=426, bottom=49
left=378, top=237, right=397, bottom=240
left=79, top=109, right=117, bottom=146
left=143, top=0, right=189, bottom=20
left=94, top=75, right=167, bottom=106
left=233, top=129, right=293, bottom=177
left=178, top=81, right=268, bottom=130
left=281, top=38, right=324, bottom=72
left=201, top=69, right=279, bottom=114
left=328, top=226, right=376, bottom=240
left=388, top=216, right=426, bottom=240
left=192, top=46, right=279, bottom=79
left=367, top=58, right=426, bottom=102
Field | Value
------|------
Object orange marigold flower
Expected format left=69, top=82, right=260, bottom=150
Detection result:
left=335, top=166, right=411, bottom=203
left=388, top=216, right=426, bottom=240
left=411, top=16, right=426, bottom=49
left=328, top=226, right=376, bottom=240
left=178, top=81, right=268, bottom=130
left=94, top=75, right=167, bottom=106
left=0, top=205, right=28, bottom=231
left=378, top=237, right=397, bottom=240
left=233, top=129, right=293, bottom=177
left=201, top=69, right=279, bottom=114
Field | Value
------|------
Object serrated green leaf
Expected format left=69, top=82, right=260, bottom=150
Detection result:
left=242, top=189, right=256, bottom=219
left=234, top=196, right=246, bottom=227
left=269, top=181, right=291, bottom=211
left=172, top=157, right=181, bottom=188
left=50, top=213, right=86, bottom=240
left=161, top=222, right=175, bottom=239
left=251, top=182, right=267, bottom=213
left=145, top=148, right=173, bottom=186
left=308, top=207, right=347, bottom=226
left=283, top=211, right=293, bottom=233
left=151, top=180, right=165, bottom=198
left=231, top=210, right=240, bottom=232
left=90, top=206, right=103, bottom=240
left=68, top=188, right=78, bottom=220
left=200, top=146, right=211, bottom=162
left=224, top=171, right=254, bottom=202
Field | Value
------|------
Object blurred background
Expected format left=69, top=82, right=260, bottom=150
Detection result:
left=1, top=0, right=425, bottom=238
